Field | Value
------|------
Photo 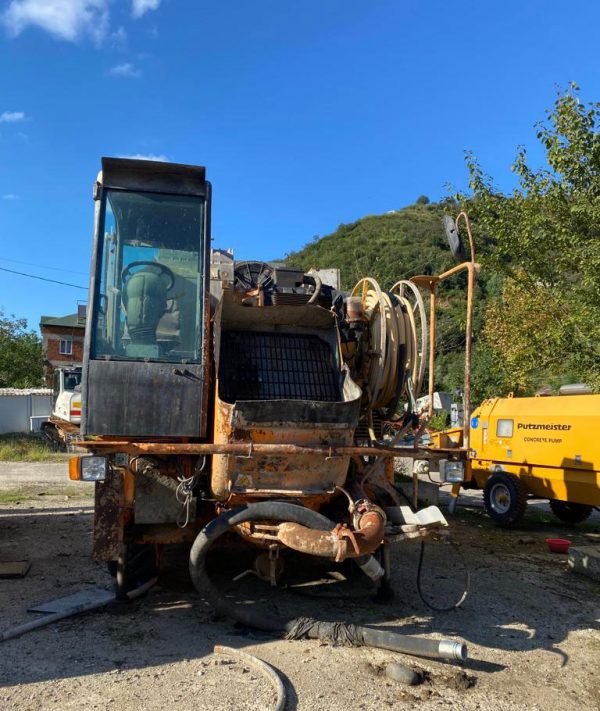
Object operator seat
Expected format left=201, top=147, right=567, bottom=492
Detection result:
left=122, top=267, right=169, bottom=356
left=156, top=298, right=182, bottom=347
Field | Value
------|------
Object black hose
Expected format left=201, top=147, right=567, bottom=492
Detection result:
left=392, top=482, right=470, bottom=611
left=189, top=502, right=468, bottom=661
left=189, top=502, right=335, bottom=631
left=416, top=538, right=470, bottom=612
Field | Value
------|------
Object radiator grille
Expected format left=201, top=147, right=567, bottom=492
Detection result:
left=219, top=331, right=341, bottom=402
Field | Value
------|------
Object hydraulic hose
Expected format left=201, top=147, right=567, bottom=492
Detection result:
left=390, top=280, right=428, bottom=396
left=304, top=272, right=322, bottom=304
left=189, top=502, right=468, bottom=662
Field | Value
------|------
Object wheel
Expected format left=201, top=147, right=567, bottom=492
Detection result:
left=111, top=543, right=157, bottom=600
left=483, top=472, right=528, bottom=527
left=549, top=499, right=593, bottom=525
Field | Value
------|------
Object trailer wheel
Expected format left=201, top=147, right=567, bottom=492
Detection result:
left=549, top=499, right=593, bottom=525
left=483, top=472, right=528, bottom=527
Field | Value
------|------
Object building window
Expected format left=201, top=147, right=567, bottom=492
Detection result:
left=59, top=338, right=73, bottom=356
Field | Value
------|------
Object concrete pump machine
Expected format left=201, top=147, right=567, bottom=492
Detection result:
left=69, top=158, right=473, bottom=661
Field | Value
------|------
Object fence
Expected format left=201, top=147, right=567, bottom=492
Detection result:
left=0, top=389, right=53, bottom=434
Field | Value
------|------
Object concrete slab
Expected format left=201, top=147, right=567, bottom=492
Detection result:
left=29, top=587, right=114, bottom=614
left=568, top=546, right=600, bottom=582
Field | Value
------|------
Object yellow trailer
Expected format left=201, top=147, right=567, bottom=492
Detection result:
left=437, top=394, right=600, bottom=526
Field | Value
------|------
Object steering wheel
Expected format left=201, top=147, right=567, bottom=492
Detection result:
left=121, top=261, right=175, bottom=291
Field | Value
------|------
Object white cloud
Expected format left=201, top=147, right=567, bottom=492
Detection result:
left=108, top=62, right=141, bottom=78
left=109, top=25, right=127, bottom=45
left=131, top=0, right=160, bottom=19
left=121, top=153, right=168, bottom=162
left=2, top=193, right=19, bottom=200
left=2, top=0, right=110, bottom=44
left=0, top=111, right=26, bottom=123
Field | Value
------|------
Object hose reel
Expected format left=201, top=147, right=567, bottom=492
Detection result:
left=349, top=277, right=427, bottom=414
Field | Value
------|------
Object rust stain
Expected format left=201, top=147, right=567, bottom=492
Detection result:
left=93, top=468, right=122, bottom=561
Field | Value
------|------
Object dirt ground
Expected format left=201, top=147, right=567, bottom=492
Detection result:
left=0, top=462, right=599, bottom=711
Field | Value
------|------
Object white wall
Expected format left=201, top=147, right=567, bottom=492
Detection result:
left=0, top=393, right=53, bottom=434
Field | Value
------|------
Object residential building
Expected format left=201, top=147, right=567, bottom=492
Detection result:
left=39, top=310, right=86, bottom=384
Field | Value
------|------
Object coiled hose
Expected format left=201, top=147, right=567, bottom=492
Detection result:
left=189, top=502, right=467, bottom=662
left=351, top=278, right=427, bottom=411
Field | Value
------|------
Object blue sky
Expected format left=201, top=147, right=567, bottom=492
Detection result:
left=1, top=0, right=599, bottom=331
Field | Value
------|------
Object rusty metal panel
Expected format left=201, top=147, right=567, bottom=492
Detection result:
left=211, top=396, right=359, bottom=501
left=84, top=360, right=206, bottom=437
left=134, top=469, right=193, bottom=524
left=93, top=469, right=122, bottom=561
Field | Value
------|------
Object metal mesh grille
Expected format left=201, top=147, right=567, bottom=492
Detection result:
left=219, top=331, right=341, bottom=402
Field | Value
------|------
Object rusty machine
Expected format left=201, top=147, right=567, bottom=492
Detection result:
left=70, top=158, right=471, bottom=661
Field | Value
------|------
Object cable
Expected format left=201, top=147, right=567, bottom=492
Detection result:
left=176, top=456, right=206, bottom=528
left=416, top=538, right=470, bottom=612
left=391, top=482, right=469, bottom=611
left=0, top=266, right=87, bottom=290
left=0, top=256, right=88, bottom=276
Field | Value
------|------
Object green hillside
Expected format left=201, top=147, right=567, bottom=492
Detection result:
left=286, top=201, right=455, bottom=290
left=286, top=200, right=500, bottom=403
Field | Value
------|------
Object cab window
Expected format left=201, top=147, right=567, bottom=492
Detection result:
left=92, top=189, right=205, bottom=363
left=496, top=419, right=514, bottom=437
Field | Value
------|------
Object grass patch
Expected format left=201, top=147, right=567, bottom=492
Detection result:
left=0, top=487, right=94, bottom=504
left=0, top=490, right=34, bottom=504
left=0, top=433, right=69, bottom=462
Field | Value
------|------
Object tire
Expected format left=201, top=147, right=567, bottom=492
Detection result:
left=483, top=472, right=528, bottom=527
left=549, top=499, right=593, bottom=525
left=111, top=543, right=157, bottom=599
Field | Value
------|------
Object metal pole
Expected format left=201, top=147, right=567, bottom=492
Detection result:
left=428, top=285, right=436, bottom=419
left=463, top=263, right=475, bottom=448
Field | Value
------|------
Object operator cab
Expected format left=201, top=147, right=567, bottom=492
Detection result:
left=53, top=368, right=82, bottom=400
left=82, top=158, right=211, bottom=438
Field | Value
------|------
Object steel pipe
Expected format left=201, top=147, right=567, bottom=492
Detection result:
left=277, top=509, right=385, bottom=561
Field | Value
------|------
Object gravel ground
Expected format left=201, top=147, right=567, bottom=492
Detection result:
left=0, top=463, right=599, bottom=710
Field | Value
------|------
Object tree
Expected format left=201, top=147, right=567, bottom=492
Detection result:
left=461, top=84, right=600, bottom=391
left=0, top=311, right=43, bottom=388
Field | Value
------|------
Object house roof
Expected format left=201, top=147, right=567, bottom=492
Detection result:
left=40, top=313, right=86, bottom=329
